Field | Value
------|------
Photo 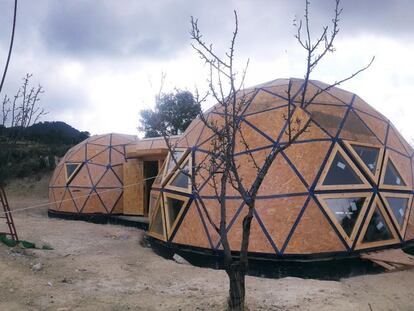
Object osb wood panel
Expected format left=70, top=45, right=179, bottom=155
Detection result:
left=387, top=126, right=410, bottom=156
left=82, top=191, right=106, bottom=213
left=50, top=188, right=65, bottom=211
left=88, top=149, right=109, bottom=165
left=200, top=198, right=243, bottom=247
left=69, top=166, right=92, bottom=187
left=70, top=188, right=90, bottom=212
left=227, top=205, right=276, bottom=253
left=89, top=135, right=111, bottom=146
left=283, top=140, right=331, bottom=187
left=354, top=110, right=388, bottom=144
left=242, top=106, right=288, bottom=143
left=172, top=202, right=211, bottom=249
left=295, top=82, right=346, bottom=105
left=59, top=190, right=78, bottom=213
left=88, top=164, right=106, bottom=185
left=51, top=165, right=66, bottom=187
left=310, top=80, right=354, bottom=104
left=284, top=198, right=347, bottom=254
left=86, top=144, right=107, bottom=161
left=243, top=89, right=287, bottom=115
left=340, top=110, right=382, bottom=146
left=352, top=96, right=387, bottom=122
left=255, top=196, right=307, bottom=249
left=111, top=134, right=136, bottom=146
left=279, top=118, right=331, bottom=142
left=96, top=188, right=123, bottom=213
left=306, top=105, right=347, bottom=137
left=66, top=146, right=86, bottom=163
left=123, top=159, right=144, bottom=215
left=96, top=169, right=122, bottom=188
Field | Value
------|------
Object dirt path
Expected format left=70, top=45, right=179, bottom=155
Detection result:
left=0, top=194, right=413, bottom=310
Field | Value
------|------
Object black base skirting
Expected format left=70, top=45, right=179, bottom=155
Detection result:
left=147, top=236, right=414, bottom=280
left=47, top=210, right=149, bottom=230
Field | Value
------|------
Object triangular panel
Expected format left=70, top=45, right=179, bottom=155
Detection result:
left=307, top=105, right=347, bottom=137
left=283, top=198, right=347, bottom=254
left=316, top=193, right=371, bottom=247
left=354, top=110, right=387, bottom=144
left=172, top=202, right=211, bottom=249
left=355, top=196, right=399, bottom=250
left=163, top=193, right=189, bottom=237
left=382, top=193, right=412, bottom=235
left=343, top=141, right=384, bottom=182
left=148, top=198, right=166, bottom=241
left=317, top=144, right=371, bottom=190
left=340, top=110, right=381, bottom=145
left=255, top=196, right=307, bottom=249
left=380, top=156, right=408, bottom=190
left=68, top=165, right=92, bottom=187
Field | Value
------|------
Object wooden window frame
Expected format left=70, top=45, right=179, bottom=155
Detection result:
left=162, top=148, right=190, bottom=185
left=65, top=162, right=83, bottom=184
left=316, top=144, right=371, bottom=191
left=164, top=154, right=192, bottom=194
left=148, top=194, right=167, bottom=241
left=342, top=140, right=384, bottom=183
left=355, top=195, right=400, bottom=250
left=316, top=192, right=372, bottom=247
left=380, top=192, right=412, bottom=237
left=379, top=151, right=411, bottom=191
left=163, top=192, right=190, bottom=238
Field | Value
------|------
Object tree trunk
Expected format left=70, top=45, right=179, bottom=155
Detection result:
left=227, top=261, right=246, bottom=311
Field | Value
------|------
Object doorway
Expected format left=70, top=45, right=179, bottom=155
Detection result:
left=143, top=161, right=159, bottom=216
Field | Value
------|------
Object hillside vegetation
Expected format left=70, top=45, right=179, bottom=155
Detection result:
left=0, top=121, right=89, bottom=184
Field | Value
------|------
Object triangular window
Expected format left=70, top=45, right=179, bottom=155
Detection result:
left=324, top=197, right=366, bottom=237
left=65, top=163, right=82, bottom=183
left=165, top=196, right=186, bottom=229
left=170, top=160, right=190, bottom=189
left=323, top=153, right=363, bottom=185
left=362, top=206, right=393, bottom=243
left=151, top=206, right=164, bottom=235
left=165, top=150, right=185, bottom=175
left=352, top=145, right=380, bottom=174
left=383, top=160, right=406, bottom=186
left=385, top=197, right=409, bottom=228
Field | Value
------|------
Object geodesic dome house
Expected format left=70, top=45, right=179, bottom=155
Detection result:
left=147, top=78, right=414, bottom=259
left=48, top=133, right=138, bottom=216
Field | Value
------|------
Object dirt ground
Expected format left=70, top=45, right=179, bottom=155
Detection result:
left=0, top=176, right=414, bottom=311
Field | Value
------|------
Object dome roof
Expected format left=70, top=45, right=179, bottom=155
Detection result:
left=49, top=133, right=137, bottom=215
left=148, top=78, right=414, bottom=257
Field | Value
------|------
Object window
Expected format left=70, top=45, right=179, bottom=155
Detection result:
left=65, top=163, right=82, bottom=184
left=383, top=160, right=406, bottom=186
left=170, top=160, right=190, bottom=189
left=324, top=197, right=365, bottom=237
left=148, top=199, right=166, bottom=240
left=165, top=150, right=185, bottom=176
left=317, top=192, right=371, bottom=247
left=385, top=197, right=409, bottom=227
left=362, top=206, right=393, bottom=243
left=163, top=193, right=189, bottom=236
left=323, top=153, right=363, bottom=185
left=352, top=145, right=380, bottom=174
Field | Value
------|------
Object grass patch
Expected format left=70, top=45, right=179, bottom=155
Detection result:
left=0, top=233, right=53, bottom=250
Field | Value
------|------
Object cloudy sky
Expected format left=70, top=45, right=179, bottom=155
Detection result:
left=0, top=0, right=413, bottom=142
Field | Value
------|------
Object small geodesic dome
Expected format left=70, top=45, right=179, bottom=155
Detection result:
left=147, top=78, right=414, bottom=258
left=48, top=133, right=138, bottom=215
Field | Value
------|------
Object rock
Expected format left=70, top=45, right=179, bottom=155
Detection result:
left=47, top=281, right=53, bottom=287
left=173, top=254, right=190, bottom=265
left=31, top=262, right=43, bottom=272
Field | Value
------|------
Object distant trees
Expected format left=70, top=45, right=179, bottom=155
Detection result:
left=139, top=89, right=201, bottom=138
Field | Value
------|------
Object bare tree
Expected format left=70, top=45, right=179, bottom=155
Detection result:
left=152, top=1, right=373, bottom=310
left=1, top=74, right=46, bottom=131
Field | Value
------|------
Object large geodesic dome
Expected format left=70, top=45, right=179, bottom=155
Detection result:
left=148, top=78, right=414, bottom=258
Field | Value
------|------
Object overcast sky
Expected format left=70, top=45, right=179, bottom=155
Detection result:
left=0, top=0, right=413, bottom=142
